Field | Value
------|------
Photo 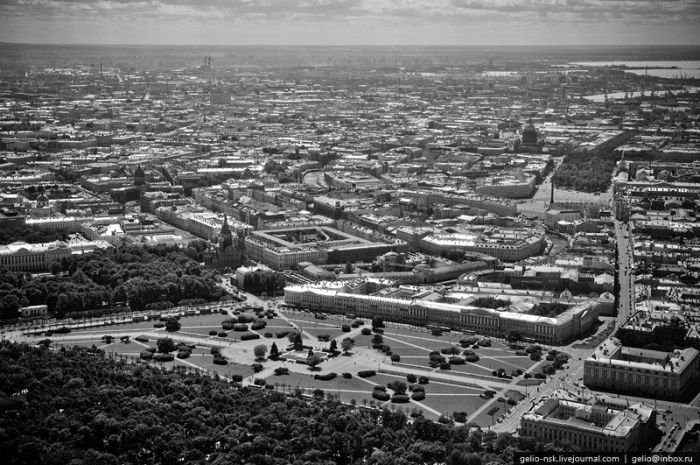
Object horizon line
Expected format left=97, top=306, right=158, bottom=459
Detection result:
left=2, top=41, right=700, bottom=48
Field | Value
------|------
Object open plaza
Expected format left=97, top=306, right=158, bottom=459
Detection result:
left=14, top=299, right=559, bottom=426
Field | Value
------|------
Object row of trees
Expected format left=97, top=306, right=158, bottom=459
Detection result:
left=0, top=222, right=67, bottom=244
left=0, top=242, right=226, bottom=319
left=0, top=342, right=580, bottom=465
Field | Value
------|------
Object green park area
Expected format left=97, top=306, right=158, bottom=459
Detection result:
left=34, top=306, right=559, bottom=426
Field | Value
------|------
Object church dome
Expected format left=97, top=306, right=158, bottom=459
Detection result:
left=521, top=120, right=538, bottom=145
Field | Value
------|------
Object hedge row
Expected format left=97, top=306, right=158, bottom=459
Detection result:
left=372, top=391, right=390, bottom=401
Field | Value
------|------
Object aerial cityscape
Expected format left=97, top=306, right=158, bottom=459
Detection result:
left=1, top=2, right=700, bottom=464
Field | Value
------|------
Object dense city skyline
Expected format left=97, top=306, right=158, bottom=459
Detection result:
left=1, top=0, right=699, bottom=46
left=1, top=9, right=700, bottom=462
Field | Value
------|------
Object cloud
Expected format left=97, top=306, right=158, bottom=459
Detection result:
left=1, top=0, right=698, bottom=23
left=0, top=0, right=698, bottom=44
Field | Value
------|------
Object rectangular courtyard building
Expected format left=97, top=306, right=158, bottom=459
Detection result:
left=583, top=337, right=700, bottom=400
left=245, top=226, right=402, bottom=270
left=520, top=393, right=656, bottom=452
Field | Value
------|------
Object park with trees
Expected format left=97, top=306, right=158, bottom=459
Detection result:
left=0, top=341, right=580, bottom=465
left=0, top=242, right=226, bottom=320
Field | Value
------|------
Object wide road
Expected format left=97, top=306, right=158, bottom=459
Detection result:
left=614, top=219, right=636, bottom=329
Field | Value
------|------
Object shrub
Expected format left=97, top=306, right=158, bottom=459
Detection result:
left=507, top=398, right=517, bottom=405
left=218, top=332, right=228, bottom=338
left=176, top=350, right=190, bottom=359
left=276, top=331, right=290, bottom=338
left=154, top=353, right=174, bottom=362
left=210, top=347, right=221, bottom=355
left=437, top=415, right=451, bottom=424
left=355, top=319, right=364, bottom=325
left=459, top=337, right=478, bottom=347
left=411, top=391, right=426, bottom=401
left=515, top=350, right=528, bottom=356
left=439, top=362, right=451, bottom=370
left=237, top=315, right=253, bottom=324
left=139, top=351, right=153, bottom=360
left=387, top=381, right=407, bottom=395
left=251, top=321, right=266, bottom=331
left=317, top=334, right=331, bottom=342
left=233, top=324, right=248, bottom=332
left=253, top=378, right=266, bottom=387
left=264, top=332, right=273, bottom=338
left=526, top=344, right=542, bottom=354
left=391, top=394, right=410, bottom=403
left=530, top=352, right=542, bottom=361
left=534, top=373, right=546, bottom=379
left=360, top=328, right=372, bottom=336
left=357, top=370, right=376, bottom=378
left=341, top=324, right=351, bottom=332
left=411, top=384, right=425, bottom=392
left=342, top=372, right=352, bottom=379
left=252, top=363, right=263, bottom=373
left=231, top=374, right=244, bottom=383
left=465, top=354, right=480, bottom=363
left=478, top=338, right=491, bottom=347
left=431, top=329, right=442, bottom=336
left=240, top=333, right=260, bottom=341
left=209, top=330, right=218, bottom=336
left=406, top=373, right=417, bottom=383
left=440, top=346, right=461, bottom=355
left=524, top=373, right=532, bottom=379
left=134, top=336, right=148, bottom=343
left=372, top=391, right=390, bottom=401
left=274, top=367, right=290, bottom=376
left=153, top=322, right=165, bottom=328
left=213, top=357, right=228, bottom=365
left=373, top=385, right=387, bottom=392
left=449, top=357, right=465, bottom=365
left=453, top=411, right=468, bottom=423
left=314, top=372, right=337, bottom=381
left=418, top=376, right=429, bottom=384
left=145, top=346, right=156, bottom=353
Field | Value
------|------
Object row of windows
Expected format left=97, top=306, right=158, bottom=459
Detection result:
left=523, top=423, right=630, bottom=452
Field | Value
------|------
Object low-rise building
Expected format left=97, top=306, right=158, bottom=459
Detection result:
left=284, top=280, right=600, bottom=344
left=583, top=337, right=700, bottom=400
left=520, top=392, right=656, bottom=452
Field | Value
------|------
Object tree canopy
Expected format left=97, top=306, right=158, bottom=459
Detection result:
left=0, top=243, right=226, bottom=320
left=0, top=342, right=581, bottom=465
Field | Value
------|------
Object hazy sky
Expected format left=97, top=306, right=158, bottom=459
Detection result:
left=0, top=0, right=699, bottom=46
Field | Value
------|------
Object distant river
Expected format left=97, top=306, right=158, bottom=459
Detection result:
left=572, top=60, right=700, bottom=79
left=583, top=86, right=700, bottom=102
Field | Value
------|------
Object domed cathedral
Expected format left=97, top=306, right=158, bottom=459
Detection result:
left=204, top=215, right=244, bottom=269
left=133, top=165, right=146, bottom=187
left=520, top=119, right=541, bottom=153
